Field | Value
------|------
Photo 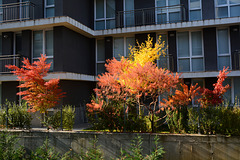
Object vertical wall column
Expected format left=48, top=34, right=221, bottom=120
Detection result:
left=105, top=37, right=113, bottom=60
left=2, top=32, right=14, bottom=55
left=203, top=27, right=218, bottom=71
left=2, top=81, right=19, bottom=103
left=135, top=33, right=156, bottom=46
left=230, top=25, right=240, bottom=70
left=22, top=30, right=32, bottom=60
left=202, top=0, right=215, bottom=20
left=168, top=31, right=177, bottom=72
left=180, top=0, right=189, bottom=21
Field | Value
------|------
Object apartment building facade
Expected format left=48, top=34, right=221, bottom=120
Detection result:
left=0, top=0, right=240, bottom=113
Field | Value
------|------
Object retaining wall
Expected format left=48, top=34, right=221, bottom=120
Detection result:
left=5, top=130, right=240, bottom=160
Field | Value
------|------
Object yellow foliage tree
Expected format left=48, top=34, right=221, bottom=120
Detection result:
left=128, top=35, right=166, bottom=66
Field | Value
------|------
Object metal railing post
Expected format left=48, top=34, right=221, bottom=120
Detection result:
left=61, top=106, right=63, bottom=131
left=5, top=104, right=8, bottom=129
left=197, top=104, right=201, bottom=134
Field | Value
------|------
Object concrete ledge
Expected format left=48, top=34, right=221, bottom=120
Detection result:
left=1, top=16, right=240, bottom=38
left=4, top=130, right=240, bottom=160
left=0, top=72, right=97, bottom=82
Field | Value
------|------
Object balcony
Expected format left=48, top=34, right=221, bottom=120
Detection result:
left=0, top=2, right=35, bottom=23
left=0, top=55, right=22, bottom=74
left=116, top=5, right=186, bottom=28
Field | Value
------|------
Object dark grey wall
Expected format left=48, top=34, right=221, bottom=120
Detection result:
left=203, top=28, right=218, bottom=71
left=105, top=37, right=113, bottom=60
left=205, top=78, right=217, bottom=90
left=2, top=32, right=14, bottom=55
left=60, top=80, right=96, bottom=106
left=168, top=31, right=177, bottom=72
left=230, top=25, right=240, bottom=70
left=22, top=30, right=32, bottom=59
left=56, top=0, right=94, bottom=29
left=135, top=33, right=156, bottom=46
left=2, top=81, right=19, bottom=103
left=202, top=0, right=215, bottom=20
left=30, top=0, right=44, bottom=19
left=3, top=0, right=17, bottom=4
left=134, top=0, right=154, bottom=9
left=116, top=0, right=123, bottom=12
left=180, top=0, right=189, bottom=21
left=54, top=26, right=95, bottom=75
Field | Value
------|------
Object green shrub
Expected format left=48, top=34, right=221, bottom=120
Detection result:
left=87, top=99, right=147, bottom=132
left=187, top=104, right=240, bottom=135
left=48, top=111, right=61, bottom=130
left=0, top=101, right=32, bottom=129
left=63, top=105, right=75, bottom=131
left=0, top=131, right=25, bottom=160
left=166, top=106, right=188, bottom=133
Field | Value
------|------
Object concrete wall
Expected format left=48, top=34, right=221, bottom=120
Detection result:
left=9, top=131, right=240, bottom=160
left=53, top=26, right=95, bottom=75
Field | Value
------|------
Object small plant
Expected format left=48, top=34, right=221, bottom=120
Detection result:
left=145, top=136, right=165, bottom=160
left=78, top=135, right=104, bottom=160
left=0, top=131, right=25, bottom=160
left=31, top=138, right=74, bottom=160
left=63, top=105, right=75, bottom=131
left=118, top=135, right=165, bottom=160
left=48, top=111, right=61, bottom=130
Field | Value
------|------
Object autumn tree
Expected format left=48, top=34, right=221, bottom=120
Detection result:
left=87, top=35, right=180, bottom=132
left=198, top=67, right=230, bottom=107
left=5, top=54, right=65, bottom=114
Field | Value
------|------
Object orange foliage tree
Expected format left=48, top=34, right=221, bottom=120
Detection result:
left=6, top=54, right=65, bottom=113
left=87, top=36, right=180, bottom=132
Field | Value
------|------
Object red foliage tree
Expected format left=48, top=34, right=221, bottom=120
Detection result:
left=161, top=83, right=200, bottom=108
left=198, top=67, right=230, bottom=107
left=5, top=54, right=65, bottom=113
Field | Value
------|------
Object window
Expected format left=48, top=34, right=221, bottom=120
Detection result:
left=95, top=0, right=115, bottom=30
left=123, top=0, right=134, bottom=27
left=96, top=39, right=106, bottom=75
left=33, top=30, right=54, bottom=71
left=215, top=0, right=240, bottom=18
left=45, top=0, right=55, bottom=18
left=177, top=31, right=204, bottom=72
left=217, top=29, right=231, bottom=70
left=155, top=0, right=181, bottom=24
left=189, top=0, right=202, bottom=21
left=113, top=37, right=135, bottom=60
left=157, top=34, right=170, bottom=69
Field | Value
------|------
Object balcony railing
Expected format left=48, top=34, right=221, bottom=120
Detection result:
left=0, top=55, right=22, bottom=73
left=158, top=54, right=174, bottom=71
left=0, top=2, right=35, bottom=23
left=116, top=5, right=186, bottom=28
